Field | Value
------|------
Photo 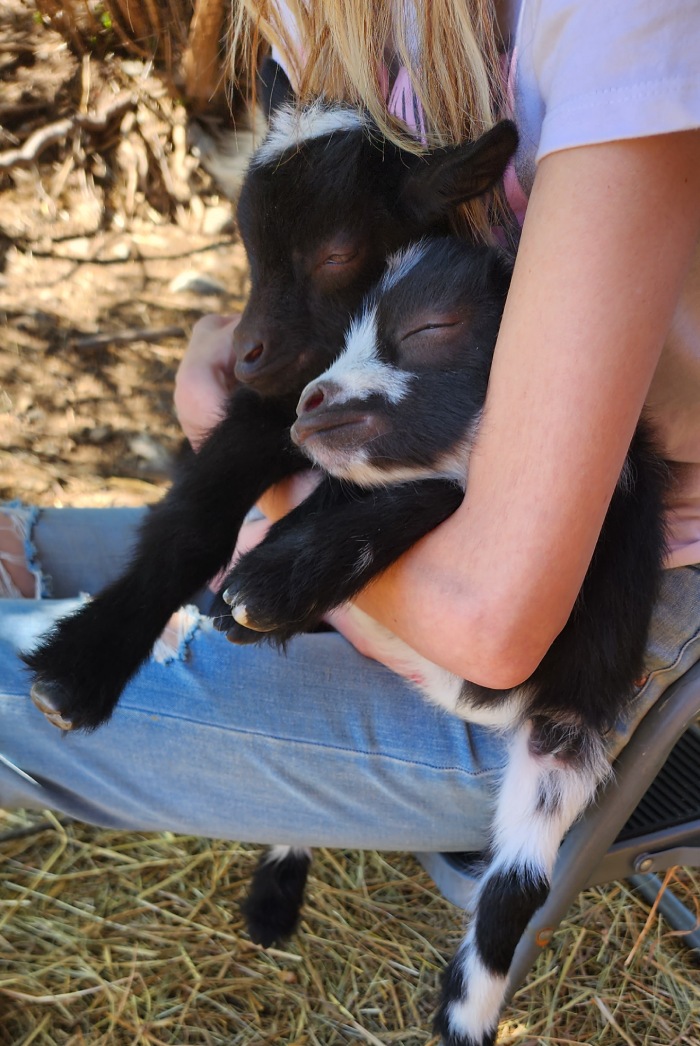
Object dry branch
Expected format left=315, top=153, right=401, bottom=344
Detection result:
left=182, top=0, right=228, bottom=113
left=72, top=325, right=187, bottom=349
left=0, top=92, right=135, bottom=172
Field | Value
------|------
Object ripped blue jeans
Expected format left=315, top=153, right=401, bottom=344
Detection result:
left=0, top=504, right=699, bottom=851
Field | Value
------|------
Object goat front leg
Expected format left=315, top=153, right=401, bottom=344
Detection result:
left=25, top=388, right=305, bottom=732
left=435, top=717, right=610, bottom=1046
left=216, top=477, right=464, bottom=644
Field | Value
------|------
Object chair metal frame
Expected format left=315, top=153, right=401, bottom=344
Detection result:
left=416, top=657, right=700, bottom=993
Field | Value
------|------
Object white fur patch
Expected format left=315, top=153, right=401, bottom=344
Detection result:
left=380, top=241, right=430, bottom=293
left=352, top=542, right=375, bottom=579
left=253, top=101, right=367, bottom=166
left=4, top=599, right=87, bottom=656
left=189, top=110, right=268, bottom=198
left=335, top=606, right=463, bottom=711
left=458, top=684, right=525, bottom=729
left=431, top=425, right=481, bottom=489
left=616, top=456, right=635, bottom=495
left=265, top=845, right=312, bottom=864
left=318, top=306, right=413, bottom=406
left=325, top=456, right=463, bottom=488
left=490, top=725, right=610, bottom=875
left=446, top=942, right=506, bottom=1043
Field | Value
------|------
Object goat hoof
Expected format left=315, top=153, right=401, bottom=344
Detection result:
left=225, top=621, right=265, bottom=645
left=230, top=602, right=252, bottom=627
left=228, top=600, right=274, bottom=633
left=209, top=593, right=237, bottom=635
left=30, top=683, right=75, bottom=732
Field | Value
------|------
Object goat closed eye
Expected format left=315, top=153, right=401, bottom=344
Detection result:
left=322, top=251, right=359, bottom=267
left=401, top=320, right=463, bottom=340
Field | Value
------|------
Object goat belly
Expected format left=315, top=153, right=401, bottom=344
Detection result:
left=336, top=606, right=465, bottom=714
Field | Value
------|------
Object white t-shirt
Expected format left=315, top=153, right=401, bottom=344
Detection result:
left=507, top=0, right=700, bottom=567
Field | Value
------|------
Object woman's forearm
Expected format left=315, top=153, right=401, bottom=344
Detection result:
left=355, top=132, right=700, bottom=685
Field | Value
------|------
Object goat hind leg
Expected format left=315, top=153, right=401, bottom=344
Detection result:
left=242, top=846, right=313, bottom=947
left=435, top=719, right=610, bottom=1046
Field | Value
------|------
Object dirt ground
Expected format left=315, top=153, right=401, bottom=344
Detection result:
left=0, top=0, right=249, bottom=510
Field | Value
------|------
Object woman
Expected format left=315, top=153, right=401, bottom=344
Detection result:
left=1, top=0, right=699, bottom=876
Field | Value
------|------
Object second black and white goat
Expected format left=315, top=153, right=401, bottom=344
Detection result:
left=219, top=236, right=668, bottom=1046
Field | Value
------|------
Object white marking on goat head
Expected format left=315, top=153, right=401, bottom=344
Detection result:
left=316, top=305, right=412, bottom=406
left=253, top=101, right=368, bottom=167
left=380, top=241, right=430, bottom=294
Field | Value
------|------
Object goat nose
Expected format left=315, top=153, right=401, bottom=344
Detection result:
left=297, top=380, right=344, bottom=416
left=232, top=327, right=268, bottom=378
left=242, top=342, right=264, bottom=365
left=233, top=331, right=264, bottom=362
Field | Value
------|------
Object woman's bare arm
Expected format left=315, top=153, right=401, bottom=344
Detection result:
left=351, top=131, right=700, bottom=685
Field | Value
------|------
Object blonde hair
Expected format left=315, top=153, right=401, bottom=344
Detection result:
left=231, top=1, right=510, bottom=241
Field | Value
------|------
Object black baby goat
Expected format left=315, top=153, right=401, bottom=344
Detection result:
left=218, top=235, right=668, bottom=1046
left=26, top=101, right=517, bottom=731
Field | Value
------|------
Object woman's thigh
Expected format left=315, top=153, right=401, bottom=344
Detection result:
left=1, top=503, right=147, bottom=598
left=34, top=506, right=147, bottom=596
left=0, top=597, right=507, bottom=851
left=2, top=508, right=697, bottom=853
left=609, top=564, right=700, bottom=755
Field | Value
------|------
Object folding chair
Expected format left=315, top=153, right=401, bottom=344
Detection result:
left=416, top=656, right=700, bottom=992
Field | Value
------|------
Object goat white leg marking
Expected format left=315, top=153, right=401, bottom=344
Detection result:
left=446, top=939, right=507, bottom=1044
left=442, top=722, right=611, bottom=1044
left=490, top=723, right=610, bottom=874
left=264, top=845, right=313, bottom=865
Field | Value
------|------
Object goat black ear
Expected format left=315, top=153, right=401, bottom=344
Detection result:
left=399, top=120, right=518, bottom=224
left=258, top=56, right=295, bottom=120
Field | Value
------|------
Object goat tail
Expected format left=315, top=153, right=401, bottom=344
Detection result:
left=242, top=845, right=313, bottom=947
left=434, top=719, right=610, bottom=1046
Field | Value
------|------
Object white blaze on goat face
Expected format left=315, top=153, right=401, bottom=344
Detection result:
left=310, top=305, right=413, bottom=407
left=253, top=101, right=368, bottom=166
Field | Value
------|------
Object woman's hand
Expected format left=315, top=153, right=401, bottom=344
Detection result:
left=176, top=315, right=323, bottom=598
left=174, top=314, right=242, bottom=449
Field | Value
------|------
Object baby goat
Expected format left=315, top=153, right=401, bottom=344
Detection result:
left=218, top=236, right=668, bottom=1046
left=25, top=107, right=517, bottom=732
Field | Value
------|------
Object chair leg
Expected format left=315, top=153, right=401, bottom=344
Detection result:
left=628, top=873, right=700, bottom=953
left=504, top=827, right=608, bottom=995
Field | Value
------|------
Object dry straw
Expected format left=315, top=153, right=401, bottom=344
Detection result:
left=1, top=811, right=698, bottom=1045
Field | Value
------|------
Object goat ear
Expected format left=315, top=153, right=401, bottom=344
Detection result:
left=399, top=120, right=518, bottom=224
left=258, top=56, right=295, bottom=120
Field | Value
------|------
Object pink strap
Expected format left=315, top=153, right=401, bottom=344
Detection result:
left=379, top=63, right=428, bottom=144
left=501, top=45, right=528, bottom=227
left=379, top=52, right=528, bottom=229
